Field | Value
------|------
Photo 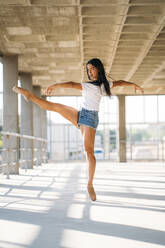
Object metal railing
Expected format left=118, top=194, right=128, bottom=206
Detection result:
left=127, top=139, right=165, bottom=161
left=0, top=131, right=47, bottom=179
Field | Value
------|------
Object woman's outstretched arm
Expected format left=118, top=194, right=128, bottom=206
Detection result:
left=112, top=80, right=144, bottom=94
left=45, top=81, right=82, bottom=95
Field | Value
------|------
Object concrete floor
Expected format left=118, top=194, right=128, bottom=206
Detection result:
left=0, top=161, right=165, bottom=248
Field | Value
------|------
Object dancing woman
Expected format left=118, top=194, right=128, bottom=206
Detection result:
left=13, top=58, right=144, bottom=201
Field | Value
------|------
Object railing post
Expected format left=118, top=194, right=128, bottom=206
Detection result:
left=162, top=140, right=164, bottom=161
left=42, top=141, right=44, bottom=163
left=38, top=143, right=41, bottom=166
left=43, top=141, right=47, bottom=163
left=6, top=135, right=10, bottom=179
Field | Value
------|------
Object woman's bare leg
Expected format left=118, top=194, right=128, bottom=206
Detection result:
left=80, top=125, right=96, bottom=201
left=13, top=86, right=78, bottom=127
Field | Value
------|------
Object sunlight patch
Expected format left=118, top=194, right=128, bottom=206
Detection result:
left=67, top=204, right=84, bottom=219
left=0, top=220, right=41, bottom=246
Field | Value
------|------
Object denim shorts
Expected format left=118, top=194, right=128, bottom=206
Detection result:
left=77, top=108, right=99, bottom=130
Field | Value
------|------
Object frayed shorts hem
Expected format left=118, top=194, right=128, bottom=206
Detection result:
left=77, top=123, right=97, bottom=130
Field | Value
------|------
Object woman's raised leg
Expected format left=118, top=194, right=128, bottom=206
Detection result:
left=80, top=125, right=97, bottom=201
left=13, top=86, right=79, bottom=127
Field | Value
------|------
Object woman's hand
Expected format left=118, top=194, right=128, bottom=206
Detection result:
left=45, top=84, right=56, bottom=95
left=112, top=80, right=144, bottom=94
left=134, top=84, right=144, bottom=94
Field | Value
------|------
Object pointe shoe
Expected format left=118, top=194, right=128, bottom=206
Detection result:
left=87, top=185, right=96, bottom=201
left=12, top=85, right=31, bottom=102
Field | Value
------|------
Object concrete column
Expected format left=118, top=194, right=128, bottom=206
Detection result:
left=3, top=55, right=19, bottom=174
left=20, top=73, right=33, bottom=169
left=40, top=95, right=47, bottom=163
left=33, top=86, right=42, bottom=165
left=118, top=95, right=126, bottom=162
left=41, top=96, right=47, bottom=139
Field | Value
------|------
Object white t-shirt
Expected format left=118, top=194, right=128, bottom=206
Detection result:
left=80, top=81, right=113, bottom=111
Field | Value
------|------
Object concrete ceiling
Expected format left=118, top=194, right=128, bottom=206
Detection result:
left=0, top=0, right=165, bottom=96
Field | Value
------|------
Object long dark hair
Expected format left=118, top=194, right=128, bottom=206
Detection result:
left=86, top=58, right=111, bottom=96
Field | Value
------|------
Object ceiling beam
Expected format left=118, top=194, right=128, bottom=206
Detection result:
left=125, top=15, right=165, bottom=81
left=106, top=0, right=130, bottom=77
